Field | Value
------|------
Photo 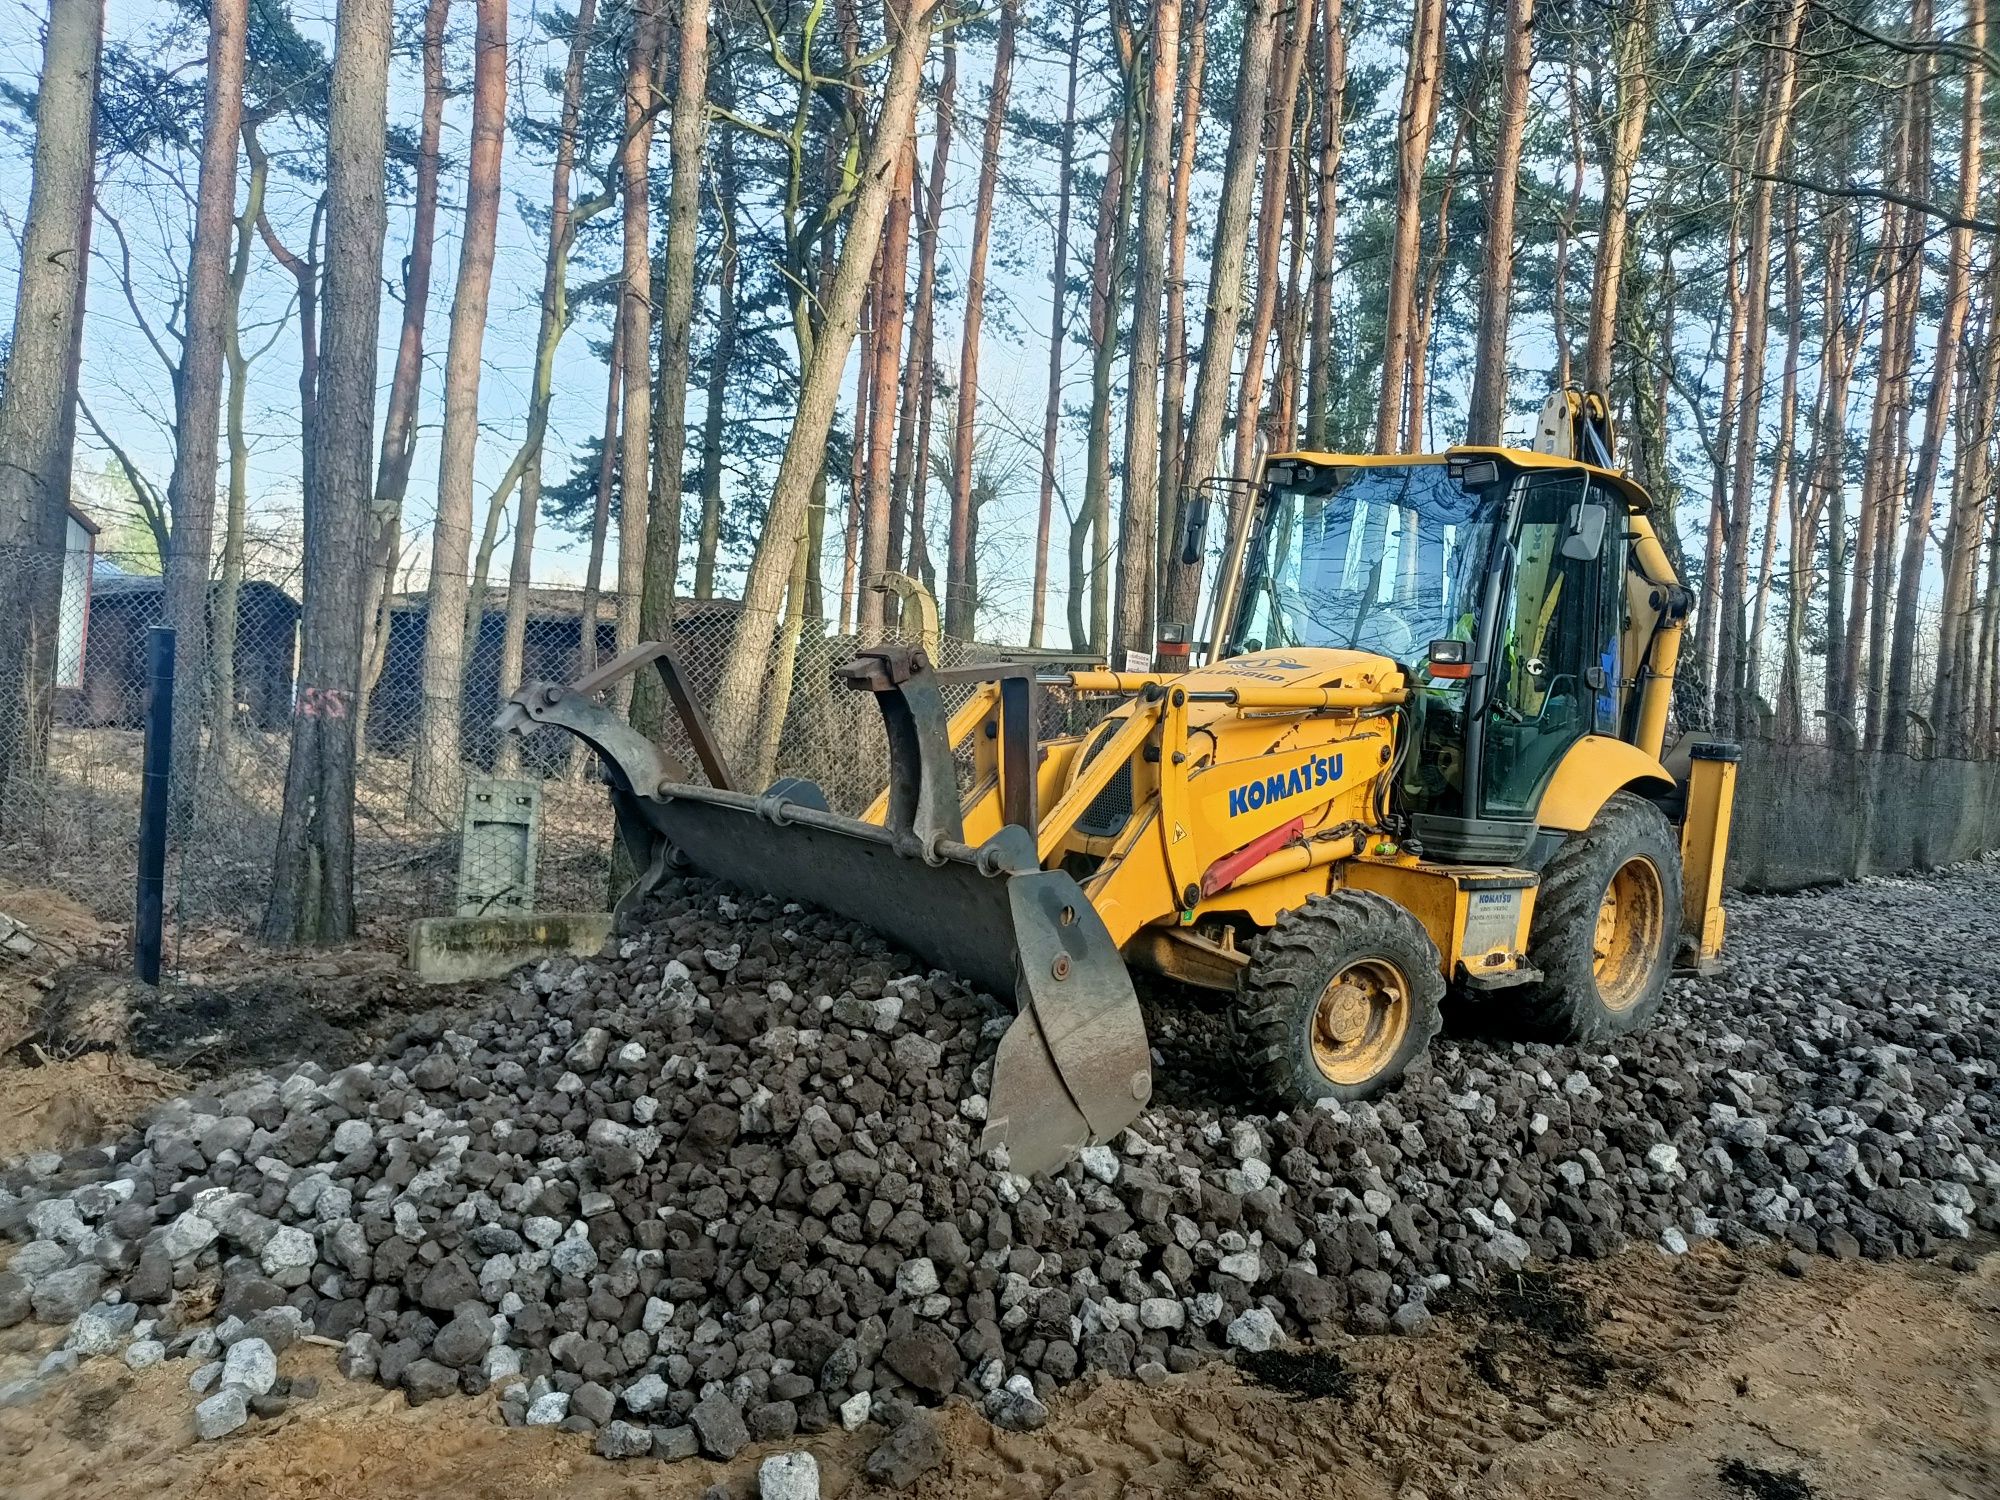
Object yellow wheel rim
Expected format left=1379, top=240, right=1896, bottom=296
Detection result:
left=1309, top=958, right=1411, bottom=1087
left=1593, top=855, right=1667, bottom=1012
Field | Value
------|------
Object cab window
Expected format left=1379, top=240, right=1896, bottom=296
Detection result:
left=1480, top=476, right=1620, bottom=817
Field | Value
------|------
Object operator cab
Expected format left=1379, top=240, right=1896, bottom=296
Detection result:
left=1223, top=447, right=1652, bottom=865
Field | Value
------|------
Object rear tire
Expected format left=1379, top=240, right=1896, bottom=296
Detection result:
left=1520, top=791, right=1682, bottom=1042
left=1242, top=891, right=1446, bottom=1109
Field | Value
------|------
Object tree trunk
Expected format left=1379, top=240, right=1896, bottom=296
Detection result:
left=1157, top=0, right=1279, bottom=633
left=408, top=0, right=508, bottom=820
left=1303, top=0, right=1343, bottom=452
left=161, top=0, right=247, bottom=829
left=1155, top=0, right=1206, bottom=615
left=1581, top=0, right=1651, bottom=398
left=1840, top=203, right=1905, bottom=737
left=471, top=0, right=607, bottom=654
left=1715, top=0, right=1805, bottom=736
left=694, top=95, right=739, bottom=600
left=753, top=498, right=814, bottom=790
left=1867, top=65, right=1929, bottom=746
left=494, top=0, right=604, bottom=778
left=1465, top=0, right=1533, bottom=445
left=211, top=134, right=269, bottom=790
left=883, top=180, right=915, bottom=631
left=1796, top=195, right=1859, bottom=740
left=0, top=0, right=100, bottom=827
left=1550, top=54, right=1583, bottom=390
left=1976, top=496, right=1992, bottom=748
left=1691, top=82, right=1745, bottom=720
left=582, top=315, right=625, bottom=661
left=893, top=38, right=955, bottom=606
left=614, top=0, right=661, bottom=706
left=262, top=0, right=391, bottom=945
left=1113, top=0, right=1182, bottom=661
left=357, top=0, right=446, bottom=747
left=633, top=0, right=713, bottom=736
left=706, top=0, right=939, bottom=769
left=843, top=284, right=871, bottom=635
left=856, top=134, right=914, bottom=641
left=1404, top=98, right=1472, bottom=454
left=1271, top=129, right=1309, bottom=449
left=1891, top=0, right=1980, bottom=752
left=900, top=36, right=954, bottom=600
left=1030, top=0, right=1082, bottom=649
left=1375, top=0, right=1443, bottom=452
left=1945, top=273, right=2000, bottom=744
left=859, top=129, right=915, bottom=639
left=945, top=0, right=1017, bottom=640
left=1072, top=19, right=1138, bottom=655
left=1748, top=193, right=1804, bottom=723
left=1229, top=0, right=1312, bottom=482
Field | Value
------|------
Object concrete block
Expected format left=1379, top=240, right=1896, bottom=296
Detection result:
left=408, top=913, right=613, bottom=984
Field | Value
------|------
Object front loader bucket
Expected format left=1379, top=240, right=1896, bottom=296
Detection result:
left=498, top=641, right=1152, bottom=1177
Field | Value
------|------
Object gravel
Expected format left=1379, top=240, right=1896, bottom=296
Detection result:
left=221, top=1337, right=278, bottom=1397
left=865, top=1408, right=945, bottom=1487
left=194, top=1387, right=248, bottom=1440
left=28, top=1263, right=101, bottom=1324
left=758, top=1450, right=820, bottom=1500
left=2, top=860, right=1997, bottom=1460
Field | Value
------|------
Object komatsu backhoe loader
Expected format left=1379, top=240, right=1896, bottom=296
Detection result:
left=500, top=392, right=1739, bottom=1175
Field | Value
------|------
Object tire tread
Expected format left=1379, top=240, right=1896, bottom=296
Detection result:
left=1518, top=791, right=1682, bottom=1043
left=1240, top=890, right=1447, bottom=1109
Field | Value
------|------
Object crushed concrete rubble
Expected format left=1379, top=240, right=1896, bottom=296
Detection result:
left=1, top=862, right=1995, bottom=1464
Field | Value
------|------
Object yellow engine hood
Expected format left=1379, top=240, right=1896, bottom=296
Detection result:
left=1169, top=647, right=1405, bottom=765
left=1180, top=647, right=1404, bottom=699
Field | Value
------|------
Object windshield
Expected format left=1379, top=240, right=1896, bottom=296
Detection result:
left=1232, top=463, right=1503, bottom=667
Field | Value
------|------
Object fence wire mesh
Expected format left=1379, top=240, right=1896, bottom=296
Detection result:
left=0, top=543, right=1063, bottom=967
left=3, top=540, right=1992, bottom=970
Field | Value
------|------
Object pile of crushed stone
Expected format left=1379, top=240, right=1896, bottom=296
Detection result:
left=1, top=862, right=1996, bottom=1471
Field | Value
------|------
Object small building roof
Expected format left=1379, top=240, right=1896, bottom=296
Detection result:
left=86, top=569, right=300, bottom=610
left=387, top=585, right=743, bottom=623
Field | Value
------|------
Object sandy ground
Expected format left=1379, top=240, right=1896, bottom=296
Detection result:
left=1, top=1242, right=1992, bottom=1500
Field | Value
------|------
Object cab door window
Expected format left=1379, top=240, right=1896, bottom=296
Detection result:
left=1481, top=476, right=1611, bottom=816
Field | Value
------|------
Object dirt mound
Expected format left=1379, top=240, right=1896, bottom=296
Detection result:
left=0, top=880, right=106, bottom=1057
left=31, top=954, right=487, bottom=1077
left=0, top=1052, right=184, bottom=1167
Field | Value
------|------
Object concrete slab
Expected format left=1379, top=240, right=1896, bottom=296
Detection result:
left=408, top=912, right=613, bottom=984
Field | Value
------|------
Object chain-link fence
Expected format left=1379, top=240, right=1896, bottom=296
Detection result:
left=0, top=546, right=622, bottom=957
left=0, top=542, right=1052, bottom=968
left=4, top=536, right=1993, bottom=968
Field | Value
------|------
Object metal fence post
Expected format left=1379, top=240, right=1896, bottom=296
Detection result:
left=135, top=625, right=176, bottom=984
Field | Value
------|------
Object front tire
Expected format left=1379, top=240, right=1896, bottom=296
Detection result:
left=1242, top=891, right=1446, bottom=1109
left=1521, top=791, right=1682, bottom=1042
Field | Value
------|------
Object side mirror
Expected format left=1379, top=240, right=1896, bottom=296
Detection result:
left=1426, top=638, right=1472, bottom=680
left=1178, top=491, right=1211, bottom=566
left=1561, top=499, right=1610, bottom=560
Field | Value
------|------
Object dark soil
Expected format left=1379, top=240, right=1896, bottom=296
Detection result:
left=37, top=959, right=494, bottom=1077
left=1235, top=1347, right=1356, bottom=1402
left=1719, top=1457, right=1819, bottom=1500
left=1440, top=1268, right=1630, bottom=1394
left=1459, top=1268, right=1596, bottom=1342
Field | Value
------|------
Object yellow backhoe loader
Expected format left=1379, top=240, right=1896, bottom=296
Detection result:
left=501, top=392, right=1739, bottom=1175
